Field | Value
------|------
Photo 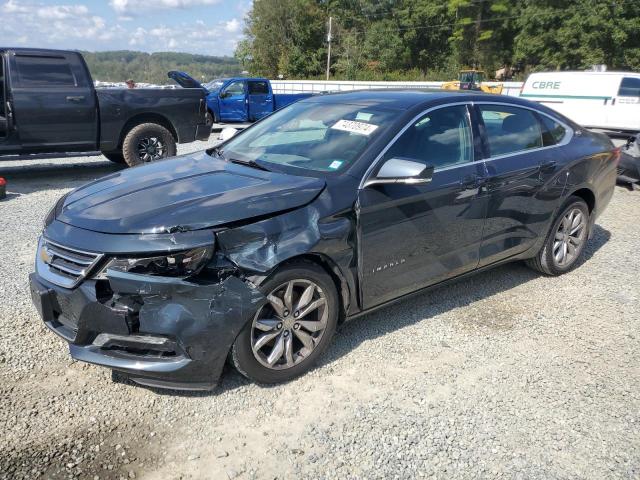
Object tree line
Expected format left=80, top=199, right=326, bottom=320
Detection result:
left=82, top=51, right=242, bottom=85
left=236, top=0, right=640, bottom=81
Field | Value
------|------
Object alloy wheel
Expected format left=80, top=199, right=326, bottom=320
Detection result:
left=137, top=136, right=166, bottom=162
left=250, top=279, right=328, bottom=370
left=553, top=207, right=586, bottom=267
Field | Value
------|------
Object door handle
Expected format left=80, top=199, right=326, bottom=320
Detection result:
left=66, top=96, right=85, bottom=103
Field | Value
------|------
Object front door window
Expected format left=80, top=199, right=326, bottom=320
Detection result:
left=222, top=81, right=245, bottom=97
left=381, top=104, right=473, bottom=170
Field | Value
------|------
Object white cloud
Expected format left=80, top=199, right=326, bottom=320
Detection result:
left=109, top=0, right=221, bottom=15
left=36, top=3, right=89, bottom=19
left=126, top=19, right=243, bottom=54
left=1, top=1, right=120, bottom=45
left=0, top=0, right=244, bottom=56
left=224, top=18, right=240, bottom=33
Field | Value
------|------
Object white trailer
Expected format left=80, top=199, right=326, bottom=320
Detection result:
left=520, top=71, right=640, bottom=133
left=270, top=80, right=524, bottom=97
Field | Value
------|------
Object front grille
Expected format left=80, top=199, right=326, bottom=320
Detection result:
left=36, top=238, right=104, bottom=288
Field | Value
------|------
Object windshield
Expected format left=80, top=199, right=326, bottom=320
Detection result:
left=460, top=71, right=483, bottom=84
left=219, top=101, right=397, bottom=173
left=205, top=79, right=225, bottom=92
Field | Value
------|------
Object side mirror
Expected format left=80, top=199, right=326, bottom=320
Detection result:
left=364, top=157, right=434, bottom=188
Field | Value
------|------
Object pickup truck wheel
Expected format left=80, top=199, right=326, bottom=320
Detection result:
left=122, top=123, right=177, bottom=167
left=101, top=152, right=125, bottom=164
left=231, top=262, right=339, bottom=384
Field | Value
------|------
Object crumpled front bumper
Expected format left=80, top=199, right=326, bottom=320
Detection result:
left=29, top=268, right=265, bottom=391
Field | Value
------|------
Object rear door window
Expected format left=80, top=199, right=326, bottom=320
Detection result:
left=618, top=77, right=640, bottom=97
left=248, top=81, right=269, bottom=95
left=479, top=105, right=543, bottom=157
left=14, top=55, right=76, bottom=87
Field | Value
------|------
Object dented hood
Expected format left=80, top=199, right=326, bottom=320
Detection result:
left=56, top=152, right=325, bottom=234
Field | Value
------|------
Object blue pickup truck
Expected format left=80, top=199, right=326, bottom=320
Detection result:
left=170, top=72, right=313, bottom=123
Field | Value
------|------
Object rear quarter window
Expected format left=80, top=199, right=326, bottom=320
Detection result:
left=539, top=114, right=567, bottom=146
left=14, top=55, right=76, bottom=87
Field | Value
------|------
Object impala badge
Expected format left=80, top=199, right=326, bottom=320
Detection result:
left=372, top=258, right=406, bottom=275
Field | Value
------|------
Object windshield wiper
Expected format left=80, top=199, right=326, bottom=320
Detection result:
left=211, top=146, right=270, bottom=171
left=228, top=158, right=270, bottom=172
left=210, top=146, right=225, bottom=158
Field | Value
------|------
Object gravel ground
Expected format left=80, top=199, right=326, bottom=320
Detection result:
left=0, top=145, right=638, bottom=480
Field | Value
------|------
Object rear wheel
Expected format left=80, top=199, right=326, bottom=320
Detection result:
left=526, top=196, right=590, bottom=275
left=122, top=123, right=176, bottom=167
left=231, top=262, right=339, bottom=384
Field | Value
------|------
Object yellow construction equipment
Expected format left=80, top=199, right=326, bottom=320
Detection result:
left=442, top=70, right=503, bottom=94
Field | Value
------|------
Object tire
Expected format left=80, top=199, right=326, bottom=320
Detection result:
left=101, top=151, right=126, bottom=164
left=525, top=196, right=590, bottom=276
left=122, top=123, right=176, bottom=167
left=231, top=261, right=339, bottom=384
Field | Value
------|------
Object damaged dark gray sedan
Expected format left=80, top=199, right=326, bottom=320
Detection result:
left=30, top=90, right=618, bottom=390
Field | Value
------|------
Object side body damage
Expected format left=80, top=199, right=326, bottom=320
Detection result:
left=215, top=189, right=358, bottom=317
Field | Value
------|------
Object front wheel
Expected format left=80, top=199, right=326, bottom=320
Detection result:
left=231, top=262, right=339, bottom=384
left=526, top=196, right=590, bottom=275
left=122, top=123, right=176, bottom=167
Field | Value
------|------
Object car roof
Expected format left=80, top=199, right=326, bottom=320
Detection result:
left=0, top=47, right=78, bottom=56
left=301, top=89, right=536, bottom=111
left=219, top=77, right=270, bottom=82
left=528, top=71, right=640, bottom=77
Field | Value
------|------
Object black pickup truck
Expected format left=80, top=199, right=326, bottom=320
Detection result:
left=0, top=48, right=211, bottom=166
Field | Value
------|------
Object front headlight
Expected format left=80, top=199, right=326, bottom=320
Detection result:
left=44, top=193, right=69, bottom=227
left=101, top=246, right=214, bottom=278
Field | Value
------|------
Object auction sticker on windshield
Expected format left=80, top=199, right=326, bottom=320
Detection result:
left=331, top=119, right=378, bottom=136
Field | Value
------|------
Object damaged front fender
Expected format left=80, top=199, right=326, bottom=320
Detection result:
left=214, top=193, right=358, bottom=315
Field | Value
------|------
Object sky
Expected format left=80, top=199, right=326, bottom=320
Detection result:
left=0, top=0, right=250, bottom=56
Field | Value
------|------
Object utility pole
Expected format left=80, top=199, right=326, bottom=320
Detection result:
left=326, top=16, right=332, bottom=81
